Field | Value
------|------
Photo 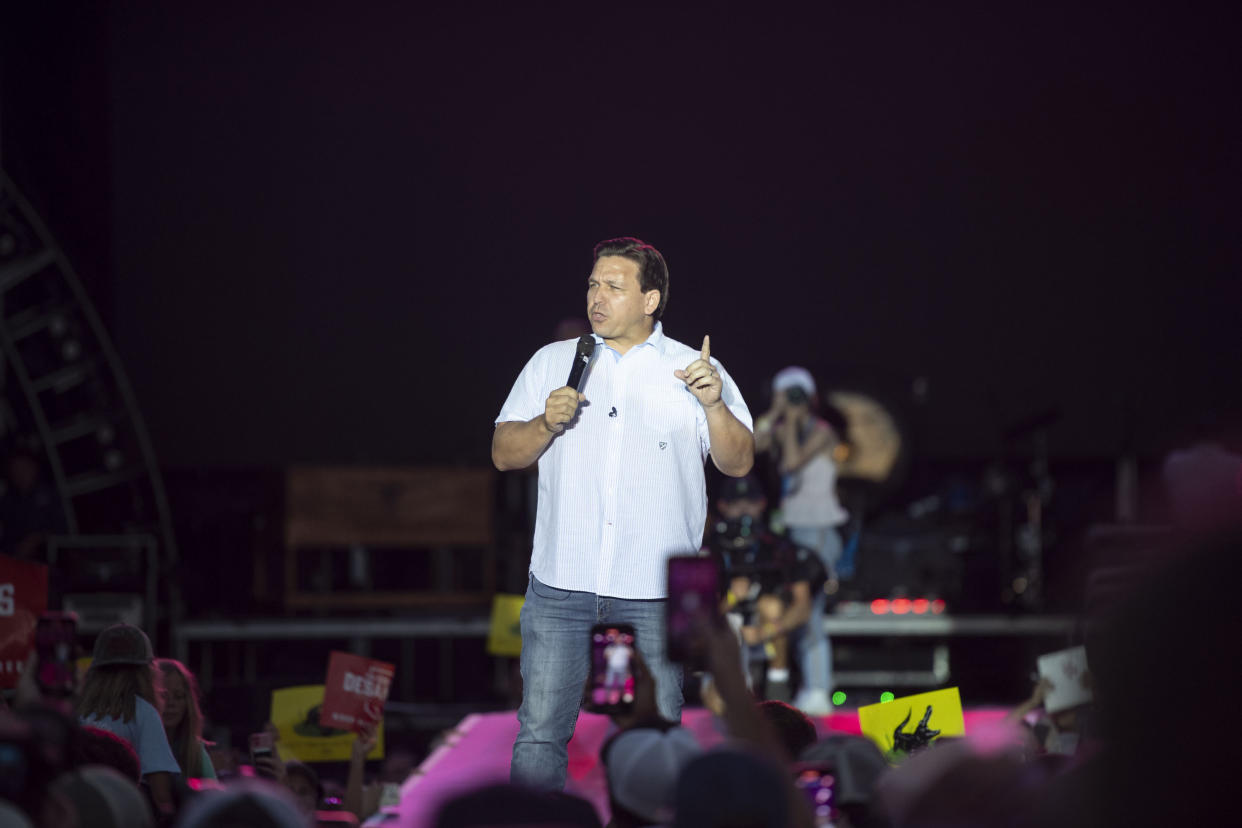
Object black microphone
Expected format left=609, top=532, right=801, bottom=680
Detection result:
left=566, top=335, right=595, bottom=391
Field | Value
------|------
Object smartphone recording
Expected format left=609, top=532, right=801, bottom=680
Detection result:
left=249, top=731, right=275, bottom=777
left=586, top=624, right=636, bottom=714
left=35, top=611, right=78, bottom=697
left=665, top=555, right=720, bottom=665
left=793, top=762, right=838, bottom=827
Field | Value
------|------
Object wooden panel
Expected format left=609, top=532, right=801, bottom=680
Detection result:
left=284, top=466, right=494, bottom=548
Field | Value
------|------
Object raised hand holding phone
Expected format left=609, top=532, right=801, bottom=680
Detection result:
left=665, top=555, right=721, bottom=667
left=35, top=611, right=78, bottom=697
left=250, top=731, right=283, bottom=782
left=793, top=762, right=839, bottom=827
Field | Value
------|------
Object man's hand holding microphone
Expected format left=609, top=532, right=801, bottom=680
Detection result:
left=542, top=386, right=585, bottom=434
left=542, top=333, right=595, bottom=434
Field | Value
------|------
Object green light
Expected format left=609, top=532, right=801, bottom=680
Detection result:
left=832, top=691, right=847, bottom=706
left=879, top=691, right=895, bottom=703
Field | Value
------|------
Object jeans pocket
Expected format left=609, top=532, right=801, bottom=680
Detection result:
left=529, top=574, right=572, bottom=601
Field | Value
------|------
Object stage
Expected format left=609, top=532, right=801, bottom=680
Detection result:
left=173, top=614, right=1075, bottom=697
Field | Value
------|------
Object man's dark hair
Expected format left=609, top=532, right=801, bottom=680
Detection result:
left=592, top=237, right=669, bottom=321
left=757, top=700, right=818, bottom=761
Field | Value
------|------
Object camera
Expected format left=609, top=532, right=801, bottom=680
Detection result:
left=784, top=386, right=809, bottom=406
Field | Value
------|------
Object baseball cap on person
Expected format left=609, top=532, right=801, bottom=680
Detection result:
left=772, top=366, right=816, bottom=396
left=718, top=474, right=764, bottom=503
left=604, top=726, right=703, bottom=824
left=51, top=765, right=155, bottom=828
left=90, top=624, right=154, bottom=668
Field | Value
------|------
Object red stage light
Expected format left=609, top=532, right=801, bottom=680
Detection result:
left=891, top=598, right=911, bottom=614
left=870, top=598, right=889, bottom=614
left=931, top=599, right=947, bottom=614
left=912, top=598, right=930, bottom=614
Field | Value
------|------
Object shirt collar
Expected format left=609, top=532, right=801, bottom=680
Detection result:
left=592, top=321, right=666, bottom=355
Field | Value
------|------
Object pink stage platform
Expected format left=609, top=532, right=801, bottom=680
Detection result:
left=387, top=707, right=1010, bottom=827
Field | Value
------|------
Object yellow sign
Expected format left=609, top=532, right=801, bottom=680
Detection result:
left=269, top=685, right=384, bottom=763
left=858, top=687, right=964, bottom=756
left=487, top=593, right=524, bottom=657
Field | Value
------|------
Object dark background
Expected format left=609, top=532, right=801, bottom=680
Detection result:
left=2, top=0, right=1240, bottom=729
left=3, top=1, right=1239, bottom=469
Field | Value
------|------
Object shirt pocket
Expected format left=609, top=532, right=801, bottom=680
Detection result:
left=640, top=384, right=693, bottom=435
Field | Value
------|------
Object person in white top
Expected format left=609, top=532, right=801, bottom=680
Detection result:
left=494, top=236, right=754, bottom=791
left=755, top=366, right=848, bottom=715
left=603, top=642, right=631, bottom=701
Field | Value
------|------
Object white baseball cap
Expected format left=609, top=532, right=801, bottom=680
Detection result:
left=605, top=726, right=703, bottom=823
left=773, top=366, right=816, bottom=396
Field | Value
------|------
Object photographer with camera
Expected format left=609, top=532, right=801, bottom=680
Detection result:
left=754, top=367, right=847, bottom=715
left=705, top=474, right=827, bottom=708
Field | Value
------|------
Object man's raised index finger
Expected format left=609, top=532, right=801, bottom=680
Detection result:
left=701, top=334, right=711, bottom=362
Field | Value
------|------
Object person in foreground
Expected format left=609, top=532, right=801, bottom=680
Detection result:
left=76, top=623, right=179, bottom=818
left=493, top=236, right=754, bottom=791
left=156, top=657, right=216, bottom=779
left=595, top=622, right=813, bottom=828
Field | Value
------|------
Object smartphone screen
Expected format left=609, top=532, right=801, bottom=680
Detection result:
left=586, top=624, right=636, bottom=714
left=249, top=732, right=275, bottom=776
left=665, top=555, right=720, bottom=665
left=793, top=764, right=838, bottom=827
left=35, top=612, right=78, bottom=696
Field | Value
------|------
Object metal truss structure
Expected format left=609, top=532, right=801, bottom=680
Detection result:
left=0, top=169, right=176, bottom=630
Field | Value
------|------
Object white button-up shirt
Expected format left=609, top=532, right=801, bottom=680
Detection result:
left=496, top=322, right=753, bottom=599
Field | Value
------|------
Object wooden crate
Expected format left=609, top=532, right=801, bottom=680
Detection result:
left=283, top=466, right=495, bottom=609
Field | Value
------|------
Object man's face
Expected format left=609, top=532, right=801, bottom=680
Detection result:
left=587, top=255, right=658, bottom=347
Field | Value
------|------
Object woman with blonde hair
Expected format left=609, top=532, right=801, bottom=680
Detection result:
left=77, top=623, right=179, bottom=817
left=156, top=657, right=217, bottom=779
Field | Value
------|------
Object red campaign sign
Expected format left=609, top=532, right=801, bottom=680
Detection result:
left=0, top=555, right=50, bottom=690
left=320, top=650, right=396, bottom=732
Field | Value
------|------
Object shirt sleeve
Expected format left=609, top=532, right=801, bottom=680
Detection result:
left=496, top=345, right=554, bottom=425
left=790, top=542, right=828, bottom=591
left=136, top=698, right=183, bottom=777
left=199, top=742, right=217, bottom=779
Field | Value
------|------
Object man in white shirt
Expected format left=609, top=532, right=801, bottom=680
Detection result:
left=494, top=237, right=754, bottom=791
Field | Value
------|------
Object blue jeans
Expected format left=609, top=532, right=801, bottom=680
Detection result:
left=787, top=525, right=840, bottom=696
left=511, top=574, right=684, bottom=791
